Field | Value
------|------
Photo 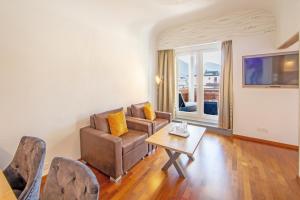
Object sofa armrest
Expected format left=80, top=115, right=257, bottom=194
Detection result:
left=155, top=111, right=172, bottom=122
left=80, top=127, right=122, bottom=179
left=126, top=117, right=152, bottom=135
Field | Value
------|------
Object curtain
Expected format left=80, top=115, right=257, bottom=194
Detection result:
left=157, top=49, right=175, bottom=117
left=219, top=41, right=233, bottom=129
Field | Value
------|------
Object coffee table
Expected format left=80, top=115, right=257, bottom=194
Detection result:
left=145, top=123, right=206, bottom=178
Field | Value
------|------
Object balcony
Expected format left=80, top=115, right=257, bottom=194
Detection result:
left=178, top=87, right=219, bottom=115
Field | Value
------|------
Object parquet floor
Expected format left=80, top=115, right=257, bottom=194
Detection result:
left=89, top=132, right=300, bottom=200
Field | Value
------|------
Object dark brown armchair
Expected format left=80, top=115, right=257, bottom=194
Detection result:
left=80, top=108, right=151, bottom=182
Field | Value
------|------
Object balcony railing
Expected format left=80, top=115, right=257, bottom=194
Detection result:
left=178, top=87, right=219, bottom=115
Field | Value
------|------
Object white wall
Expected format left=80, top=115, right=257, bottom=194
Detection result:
left=0, top=1, right=150, bottom=173
left=275, top=0, right=300, bottom=47
left=274, top=0, right=300, bottom=176
left=156, top=9, right=299, bottom=145
left=233, top=34, right=299, bottom=145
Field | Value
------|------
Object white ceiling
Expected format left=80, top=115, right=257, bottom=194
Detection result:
left=47, top=0, right=276, bottom=33
left=94, top=0, right=275, bottom=30
left=151, top=0, right=276, bottom=33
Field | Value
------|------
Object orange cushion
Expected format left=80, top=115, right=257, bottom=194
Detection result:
left=144, top=103, right=156, bottom=121
left=107, top=111, right=128, bottom=137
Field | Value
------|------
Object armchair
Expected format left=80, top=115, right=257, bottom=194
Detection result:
left=4, top=136, right=46, bottom=200
left=126, top=102, right=172, bottom=152
left=80, top=108, right=150, bottom=182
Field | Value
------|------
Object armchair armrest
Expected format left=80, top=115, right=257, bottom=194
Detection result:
left=126, top=117, right=152, bottom=135
left=80, top=127, right=122, bottom=179
left=155, top=111, right=172, bottom=122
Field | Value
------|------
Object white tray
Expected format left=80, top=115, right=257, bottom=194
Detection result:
left=169, top=129, right=190, bottom=138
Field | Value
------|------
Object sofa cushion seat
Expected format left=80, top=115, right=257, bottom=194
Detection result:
left=121, top=130, right=148, bottom=155
left=154, top=118, right=169, bottom=132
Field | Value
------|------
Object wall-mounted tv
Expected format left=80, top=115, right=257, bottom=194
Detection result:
left=243, top=51, right=299, bottom=88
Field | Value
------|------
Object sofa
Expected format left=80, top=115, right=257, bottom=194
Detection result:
left=126, top=102, right=172, bottom=152
left=80, top=108, right=151, bottom=182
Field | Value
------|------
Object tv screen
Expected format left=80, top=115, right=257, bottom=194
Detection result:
left=243, top=51, right=299, bottom=88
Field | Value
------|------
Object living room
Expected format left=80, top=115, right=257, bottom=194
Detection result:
left=0, top=0, right=299, bottom=200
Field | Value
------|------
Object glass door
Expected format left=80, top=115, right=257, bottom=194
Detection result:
left=202, top=50, right=221, bottom=121
left=176, top=43, right=221, bottom=123
left=177, top=54, right=198, bottom=114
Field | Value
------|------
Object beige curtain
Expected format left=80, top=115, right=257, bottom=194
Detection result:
left=219, top=41, right=233, bottom=129
left=157, top=49, right=175, bottom=117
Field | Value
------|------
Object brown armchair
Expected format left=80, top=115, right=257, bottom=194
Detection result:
left=80, top=108, right=151, bottom=182
left=126, top=102, right=172, bottom=152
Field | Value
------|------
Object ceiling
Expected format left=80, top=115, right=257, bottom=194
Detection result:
left=151, top=0, right=276, bottom=34
left=85, top=0, right=276, bottom=32
left=40, top=0, right=277, bottom=34
left=139, top=0, right=274, bottom=29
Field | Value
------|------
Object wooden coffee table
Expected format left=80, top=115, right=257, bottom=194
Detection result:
left=0, top=171, right=17, bottom=200
left=146, top=123, right=206, bottom=178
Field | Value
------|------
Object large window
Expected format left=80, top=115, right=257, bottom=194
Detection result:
left=176, top=43, right=221, bottom=123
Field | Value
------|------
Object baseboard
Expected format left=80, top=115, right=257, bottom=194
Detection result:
left=233, top=134, right=298, bottom=151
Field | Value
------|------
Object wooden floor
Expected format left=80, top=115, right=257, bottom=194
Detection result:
left=86, top=132, right=300, bottom=200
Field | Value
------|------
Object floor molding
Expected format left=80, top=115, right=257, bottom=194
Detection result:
left=233, top=134, right=299, bottom=151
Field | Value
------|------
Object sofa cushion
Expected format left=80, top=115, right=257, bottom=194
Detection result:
left=93, top=108, right=123, bottom=133
left=120, top=130, right=147, bottom=155
left=107, top=111, right=128, bottom=137
left=131, top=102, right=149, bottom=119
left=144, top=103, right=156, bottom=121
left=154, top=118, right=169, bottom=132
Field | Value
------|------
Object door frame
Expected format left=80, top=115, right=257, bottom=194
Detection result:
left=175, top=42, right=221, bottom=123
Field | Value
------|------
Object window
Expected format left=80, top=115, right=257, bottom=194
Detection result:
left=176, top=43, right=221, bottom=123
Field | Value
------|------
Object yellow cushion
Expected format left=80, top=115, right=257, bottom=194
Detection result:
left=144, top=103, right=156, bottom=121
left=107, top=111, right=128, bottom=137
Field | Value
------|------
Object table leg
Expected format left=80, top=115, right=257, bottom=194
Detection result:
left=162, top=149, right=187, bottom=178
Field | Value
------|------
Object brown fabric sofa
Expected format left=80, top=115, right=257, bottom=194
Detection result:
left=127, top=102, right=172, bottom=152
left=80, top=108, right=151, bottom=182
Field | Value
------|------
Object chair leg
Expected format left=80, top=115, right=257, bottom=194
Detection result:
left=110, top=176, right=122, bottom=183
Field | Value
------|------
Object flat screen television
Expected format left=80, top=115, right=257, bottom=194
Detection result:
left=243, top=51, right=299, bottom=88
